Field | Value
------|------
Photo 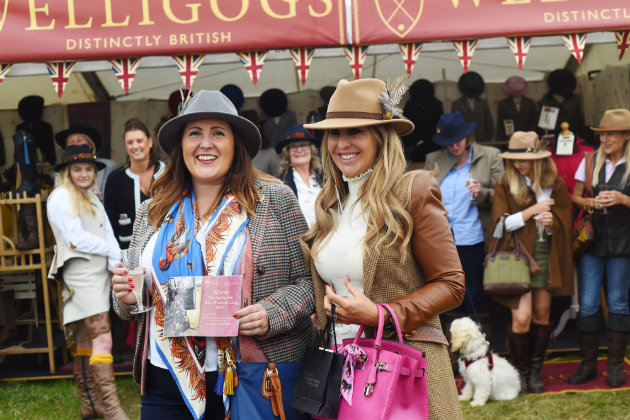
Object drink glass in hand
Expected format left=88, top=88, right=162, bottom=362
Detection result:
left=121, top=247, right=152, bottom=314
left=534, top=214, right=545, bottom=242
left=466, top=179, right=477, bottom=203
left=599, top=184, right=610, bottom=215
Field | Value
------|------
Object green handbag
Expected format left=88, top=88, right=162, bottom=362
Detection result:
left=483, top=217, right=531, bottom=297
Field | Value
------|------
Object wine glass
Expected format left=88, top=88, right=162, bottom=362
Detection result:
left=121, top=247, right=152, bottom=314
left=599, top=184, right=610, bottom=215
left=534, top=214, right=545, bottom=242
left=466, top=179, right=477, bottom=204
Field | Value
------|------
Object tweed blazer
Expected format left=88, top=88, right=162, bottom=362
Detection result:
left=426, top=142, right=504, bottom=246
left=113, top=179, right=317, bottom=387
left=311, top=171, right=465, bottom=420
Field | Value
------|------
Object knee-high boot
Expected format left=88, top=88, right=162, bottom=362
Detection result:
left=568, top=314, right=600, bottom=384
left=89, top=356, right=129, bottom=420
left=528, top=323, right=552, bottom=394
left=507, top=328, right=530, bottom=394
left=73, top=354, right=105, bottom=419
left=606, top=313, right=630, bottom=388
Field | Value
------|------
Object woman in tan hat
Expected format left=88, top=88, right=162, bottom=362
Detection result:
left=110, top=90, right=316, bottom=420
left=568, top=108, right=630, bottom=388
left=47, top=144, right=127, bottom=420
left=491, top=131, right=573, bottom=394
left=303, top=78, right=465, bottom=420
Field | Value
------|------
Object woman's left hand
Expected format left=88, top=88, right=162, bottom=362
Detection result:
left=539, top=211, right=553, bottom=228
left=597, top=189, right=628, bottom=208
left=324, top=276, right=379, bottom=327
left=235, top=304, right=270, bottom=337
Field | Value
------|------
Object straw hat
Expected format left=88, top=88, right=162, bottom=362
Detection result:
left=54, top=144, right=106, bottom=172
left=158, top=90, right=261, bottom=158
left=303, top=79, right=414, bottom=135
left=499, top=131, right=551, bottom=160
left=590, top=109, right=630, bottom=132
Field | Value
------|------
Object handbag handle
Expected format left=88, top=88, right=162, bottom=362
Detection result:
left=351, top=304, right=385, bottom=350
left=488, top=215, right=523, bottom=260
left=380, top=303, right=404, bottom=343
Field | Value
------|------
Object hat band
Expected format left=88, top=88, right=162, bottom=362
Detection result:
left=326, top=111, right=384, bottom=120
left=64, top=153, right=95, bottom=162
left=596, top=125, right=630, bottom=131
left=507, top=148, right=537, bottom=153
left=288, top=131, right=314, bottom=139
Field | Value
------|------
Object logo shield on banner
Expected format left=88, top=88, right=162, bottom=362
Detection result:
left=375, top=0, right=424, bottom=38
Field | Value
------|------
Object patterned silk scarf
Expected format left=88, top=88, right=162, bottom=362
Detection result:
left=151, top=189, right=248, bottom=420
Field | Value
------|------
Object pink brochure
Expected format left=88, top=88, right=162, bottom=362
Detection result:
left=198, top=275, right=242, bottom=337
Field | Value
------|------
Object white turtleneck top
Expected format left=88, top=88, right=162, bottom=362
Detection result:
left=314, top=169, right=372, bottom=343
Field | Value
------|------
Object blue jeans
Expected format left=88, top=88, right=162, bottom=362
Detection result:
left=578, top=253, right=630, bottom=317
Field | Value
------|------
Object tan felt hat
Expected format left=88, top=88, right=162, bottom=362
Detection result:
left=590, top=108, right=630, bottom=132
left=304, top=78, right=414, bottom=136
left=499, top=131, right=551, bottom=160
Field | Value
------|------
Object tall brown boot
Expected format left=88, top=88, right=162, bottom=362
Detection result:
left=507, top=327, right=530, bottom=394
left=606, top=313, right=630, bottom=388
left=528, top=323, right=552, bottom=394
left=568, top=314, right=600, bottom=385
left=73, top=356, right=105, bottom=419
left=90, top=362, right=129, bottom=420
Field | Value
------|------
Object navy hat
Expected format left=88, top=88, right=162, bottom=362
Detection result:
left=433, top=112, right=476, bottom=146
left=54, top=144, right=105, bottom=172
left=55, top=124, right=102, bottom=152
left=275, top=125, right=321, bottom=154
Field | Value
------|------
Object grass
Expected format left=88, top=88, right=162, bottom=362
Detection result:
left=0, top=372, right=628, bottom=420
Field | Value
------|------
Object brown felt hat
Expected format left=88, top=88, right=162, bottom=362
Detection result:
left=303, top=79, right=414, bottom=135
left=590, top=109, right=630, bottom=132
left=499, top=131, right=551, bottom=160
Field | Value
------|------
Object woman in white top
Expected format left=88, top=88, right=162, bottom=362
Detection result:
left=47, top=144, right=127, bottom=420
left=490, top=131, right=572, bottom=394
left=277, top=124, right=323, bottom=226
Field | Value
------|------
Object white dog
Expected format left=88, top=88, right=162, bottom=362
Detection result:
left=450, top=317, right=520, bottom=406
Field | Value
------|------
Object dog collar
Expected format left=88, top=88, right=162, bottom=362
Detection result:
left=463, top=351, right=494, bottom=370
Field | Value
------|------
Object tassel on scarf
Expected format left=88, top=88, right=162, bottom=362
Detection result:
left=215, top=371, right=225, bottom=396
left=224, top=366, right=234, bottom=395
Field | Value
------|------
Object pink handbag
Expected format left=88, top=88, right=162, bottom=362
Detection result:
left=317, top=303, right=428, bottom=420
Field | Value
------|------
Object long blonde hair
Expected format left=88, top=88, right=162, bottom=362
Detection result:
left=278, top=143, right=322, bottom=175
left=302, top=125, right=414, bottom=262
left=503, top=157, right=558, bottom=206
left=55, top=164, right=97, bottom=216
left=592, top=131, right=630, bottom=186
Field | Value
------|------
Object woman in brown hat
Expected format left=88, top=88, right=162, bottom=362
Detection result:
left=491, top=131, right=572, bottom=394
left=110, top=90, right=316, bottom=420
left=303, top=78, right=465, bottom=420
left=568, top=108, right=630, bottom=388
left=47, top=144, right=128, bottom=420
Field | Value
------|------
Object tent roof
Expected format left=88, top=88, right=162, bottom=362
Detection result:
left=0, top=32, right=626, bottom=110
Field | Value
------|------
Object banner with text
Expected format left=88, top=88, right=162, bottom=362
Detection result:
left=351, top=0, right=629, bottom=45
left=0, top=0, right=347, bottom=62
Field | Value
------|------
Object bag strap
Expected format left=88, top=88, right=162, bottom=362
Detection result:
left=319, top=303, right=339, bottom=351
left=262, top=362, right=286, bottom=420
left=380, top=303, right=404, bottom=343
left=584, top=151, right=595, bottom=197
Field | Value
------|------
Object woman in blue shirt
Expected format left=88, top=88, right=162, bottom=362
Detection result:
left=425, top=112, right=504, bottom=365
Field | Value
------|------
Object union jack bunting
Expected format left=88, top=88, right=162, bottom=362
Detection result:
left=398, top=42, right=423, bottom=76
left=344, top=45, right=369, bottom=80
left=172, top=54, right=205, bottom=90
left=46, top=61, right=76, bottom=97
left=506, top=37, right=532, bottom=69
left=562, top=33, right=587, bottom=64
left=615, top=31, right=630, bottom=60
left=0, top=63, right=12, bottom=85
left=452, top=40, right=478, bottom=73
left=236, top=50, right=268, bottom=84
left=108, top=57, right=141, bottom=94
left=290, top=47, right=315, bottom=86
